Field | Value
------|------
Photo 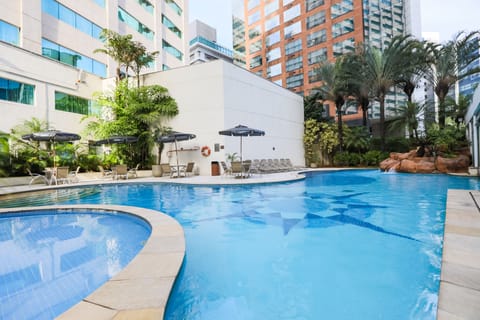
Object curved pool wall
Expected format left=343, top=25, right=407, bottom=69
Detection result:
left=0, top=205, right=185, bottom=320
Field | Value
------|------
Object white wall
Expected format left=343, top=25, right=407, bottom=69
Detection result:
left=143, top=60, right=304, bottom=175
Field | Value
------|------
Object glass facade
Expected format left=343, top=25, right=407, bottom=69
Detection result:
left=266, top=31, right=280, bottom=46
left=162, top=15, right=182, bottom=38
left=248, top=0, right=260, bottom=10
left=0, top=77, right=34, bottom=105
left=42, top=39, right=107, bottom=77
left=267, top=63, right=282, bottom=77
left=136, top=0, right=153, bottom=14
left=307, top=29, right=326, bottom=47
left=248, top=10, right=261, bottom=25
left=306, top=10, right=325, bottom=29
left=306, top=0, right=325, bottom=12
left=0, top=20, right=19, bottom=45
left=94, top=0, right=105, bottom=7
left=249, top=39, right=262, bottom=54
left=265, top=1, right=279, bottom=16
left=284, top=21, right=301, bottom=39
left=267, top=47, right=281, bottom=61
left=308, top=47, right=328, bottom=65
left=42, top=0, right=102, bottom=40
left=333, top=37, right=355, bottom=56
left=249, top=25, right=261, bottom=39
left=118, top=7, right=154, bottom=40
left=250, top=55, right=262, bottom=68
left=162, top=40, right=183, bottom=60
left=284, top=4, right=300, bottom=22
left=285, top=56, right=303, bottom=72
left=265, top=15, right=280, bottom=31
left=331, top=0, right=354, bottom=19
left=286, top=74, right=303, bottom=88
left=308, top=69, right=321, bottom=83
left=55, top=91, right=98, bottom=115
left=363, top=0, right=405, bottom=48
left=165, top=0, right=182, bottom=16
left=332, top=18, right=354, bottom=38
left=285, top=38, right=302, bottom=55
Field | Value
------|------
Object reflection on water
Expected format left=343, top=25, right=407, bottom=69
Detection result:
left=0, top=211, right=150, bottom=320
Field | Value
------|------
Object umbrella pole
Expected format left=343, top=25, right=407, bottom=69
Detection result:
left=175, top=140, right=179, bottom=176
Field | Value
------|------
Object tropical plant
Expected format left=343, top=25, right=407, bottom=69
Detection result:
left=343, top=126, right=370, bottom=152
left=424, top=31, right=480, bottom=128
left=388, top=101, right=425, bottom=140
left=313, top=59, right=350, bottom=150
left=303, top=92, right=325, bottom=122
left=130, top=41, right=159, bottom=88
left=317, top=121, right=339, bottom=164
left=445, top=94, right=471, bottom=128
left=85, top=80, right=178, bottom=167
left=303, top=119, right=320, bottom=165
left=350, top=35, right=418, bottom=150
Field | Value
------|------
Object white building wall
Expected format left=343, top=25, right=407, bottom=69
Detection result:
left=143, top=60, right=305, bottom=175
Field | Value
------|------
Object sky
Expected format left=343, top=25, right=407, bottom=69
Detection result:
left=189, top=0, right=479, bottom=47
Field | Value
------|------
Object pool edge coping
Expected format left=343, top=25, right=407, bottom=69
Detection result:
left=0, top=205, right=185, bottom=320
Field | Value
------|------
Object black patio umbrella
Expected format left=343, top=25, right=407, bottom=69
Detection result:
left=157, top=131, right=196, bottom=174
left=93, top=135, right=139, bottom=146
left=22, top=130, right=81, bottom=167
left=219, top=125, right=265, bottom=163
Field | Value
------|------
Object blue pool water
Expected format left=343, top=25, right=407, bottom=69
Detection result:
left=2, top=170, right=480, bottom=319
left=0, top=210, right=151, bottom=320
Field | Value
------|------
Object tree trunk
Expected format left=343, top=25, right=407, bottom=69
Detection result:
left=379, top=95, right=386, bottom=151
left=337, top=103, right=344, bottom=152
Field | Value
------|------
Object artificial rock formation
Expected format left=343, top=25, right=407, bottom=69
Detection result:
left=380, top=150, right=470, bottom=174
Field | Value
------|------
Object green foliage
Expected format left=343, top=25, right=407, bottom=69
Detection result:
left=334, top=151, right=362, bottom=166
left=426, top=123, right=467, bottom=155
left=304, top=119, right=320, bottom=164
left=343, top=126, right=370, bottom=152
left=318, top=122, right=339, bottom=155
left=363, top=150, right=389, bottom=166
left=370, top=136, right=411, bottom=153
left=303, top=92, right=325, bottom=122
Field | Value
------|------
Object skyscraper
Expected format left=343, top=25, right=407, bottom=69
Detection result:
left=232, top=0, right=420, bottom=121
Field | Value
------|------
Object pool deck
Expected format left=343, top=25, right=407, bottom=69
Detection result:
left=1, top=170, right=479, bottom=319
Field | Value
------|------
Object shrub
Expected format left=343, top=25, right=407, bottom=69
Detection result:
left=363, top=150, right=389, bottom=166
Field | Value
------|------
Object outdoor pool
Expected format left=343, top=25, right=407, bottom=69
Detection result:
left=0, top=209, right=151, bottom=320
left=2, top=170, right=479, bottom=319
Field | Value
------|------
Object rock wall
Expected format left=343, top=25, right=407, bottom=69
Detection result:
left=380, top=150, right=471, bottom=174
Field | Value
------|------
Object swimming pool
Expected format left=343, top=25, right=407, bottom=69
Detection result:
left=4, top=170, right=480, bottom=319
left=0, top=209, right=151, bottom=320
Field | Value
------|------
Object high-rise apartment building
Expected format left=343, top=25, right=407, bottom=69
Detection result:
left=189, top=20, right=233, bottom=64
left=0, top=0, right=188, bottom=78
left=232, top=0, right=420, bottom=121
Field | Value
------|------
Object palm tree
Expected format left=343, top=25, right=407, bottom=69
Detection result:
left=424, top=31, right=480, bottom=128
left=388, top=101, right=425, bottom=140
left=94, top=29, right=135, bottom=83
left=445, top=94, right=471, bottom=128
left=313, top=59, right=350, bottom=150
left=303, top=92, right=325, bottom=122
left=353, top=35, right=418, bottom=150
left=130, top=42, right=159, bottom=88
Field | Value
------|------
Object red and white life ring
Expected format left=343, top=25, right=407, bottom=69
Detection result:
left=201, top=146, right=211, bottom=157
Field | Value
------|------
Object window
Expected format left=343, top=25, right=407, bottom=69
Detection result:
left=284, top=4, right=300, bottom=22
left=0, top=20, right=19, bottom=45
left=306, top=0, right=324, bottom=11
left=250, top=55, right=262, bottom=68
left=332, top=18, right=354, bottom=38
left=42, top=0, right=102, bottom=39
left=333, top=37, right=355, bottom=56
left=165, top=0, right=182, bottom=16
left=331, top=0, right=354, bottom=19
left=283, top=0, right=295, bottom=6
left=285, top=55, right=303, bottom=72
left=285, top=38, right=302, bottom=55
left=249, top=25, right=261, bottom=39
left=273, top=79, right=283, bottom=86
left=267, top=63, right=282, bottom=77
left=308, top=47, right=327, bottom=64
left=42, top=39, right=107, bottom=77
left=265, top=1, right=279, bottom=16
left=284, top=21, right=301, bottom=39
left=307, top=29, right=326, bottom=47
left=286, top=74, right=304, bottom=88
left=162, top=40, right=183, bottom=60
left=94, top=0, right=105, bottom=7
left=308, top=69, right=321, bottom=83
left=162, top=64, right=170, bottom=71
left=162, top=15, right=182, bottom=38
left=267, top=47, right=281, bottom=61
left=265, top=15, right=280, bottom=31
left=118, top=7, right=154, bottom=40
left=248, top=10, right=261, bottom=25
left=55, top=91, right=98, bottom=115
left=0, top=78, right=34, bottom=105
left=248, top=0, right=261, bottom=10
left=266, top=31, right=280, bottom=46
left=306, top=10, right=325, bottom=29
left=136, top=0, right=153, bottom=14
left=249, top=39, right=262, bottom=54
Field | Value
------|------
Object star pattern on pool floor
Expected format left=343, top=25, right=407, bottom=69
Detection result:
left=187, top=189, right=418, bottom=242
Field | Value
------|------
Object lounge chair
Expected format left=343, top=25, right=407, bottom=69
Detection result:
left=231, top=161, right=249, bottom=178
left=69, top=166, right=81, bottom=183
left=184, top=162, right=195, bottom=176
left=160, top=163, right=173, bottom=177
left=98, top=165, right=113, bottom=178
left=220, top=161, right=232, bottom=176
left=27, top=168, right=49, bottom=185
left=55, top=166, right=70, bottom=184
left=127, top=163, right=140, bottom=179
left=113, top=164, right=128, bottom=180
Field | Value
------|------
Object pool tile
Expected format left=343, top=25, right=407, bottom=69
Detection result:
left=113, top=308, right=164, bottom=320
left=142, top=235, right=185, bottom=253
left=441, top=261, right=480, bottom=291
left=438, top=282, right=480, bottom=320
left=112, top=252, right=184, bottom=280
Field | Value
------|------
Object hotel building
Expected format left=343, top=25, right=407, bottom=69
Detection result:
left=232, top=0, right=421, bottom=121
